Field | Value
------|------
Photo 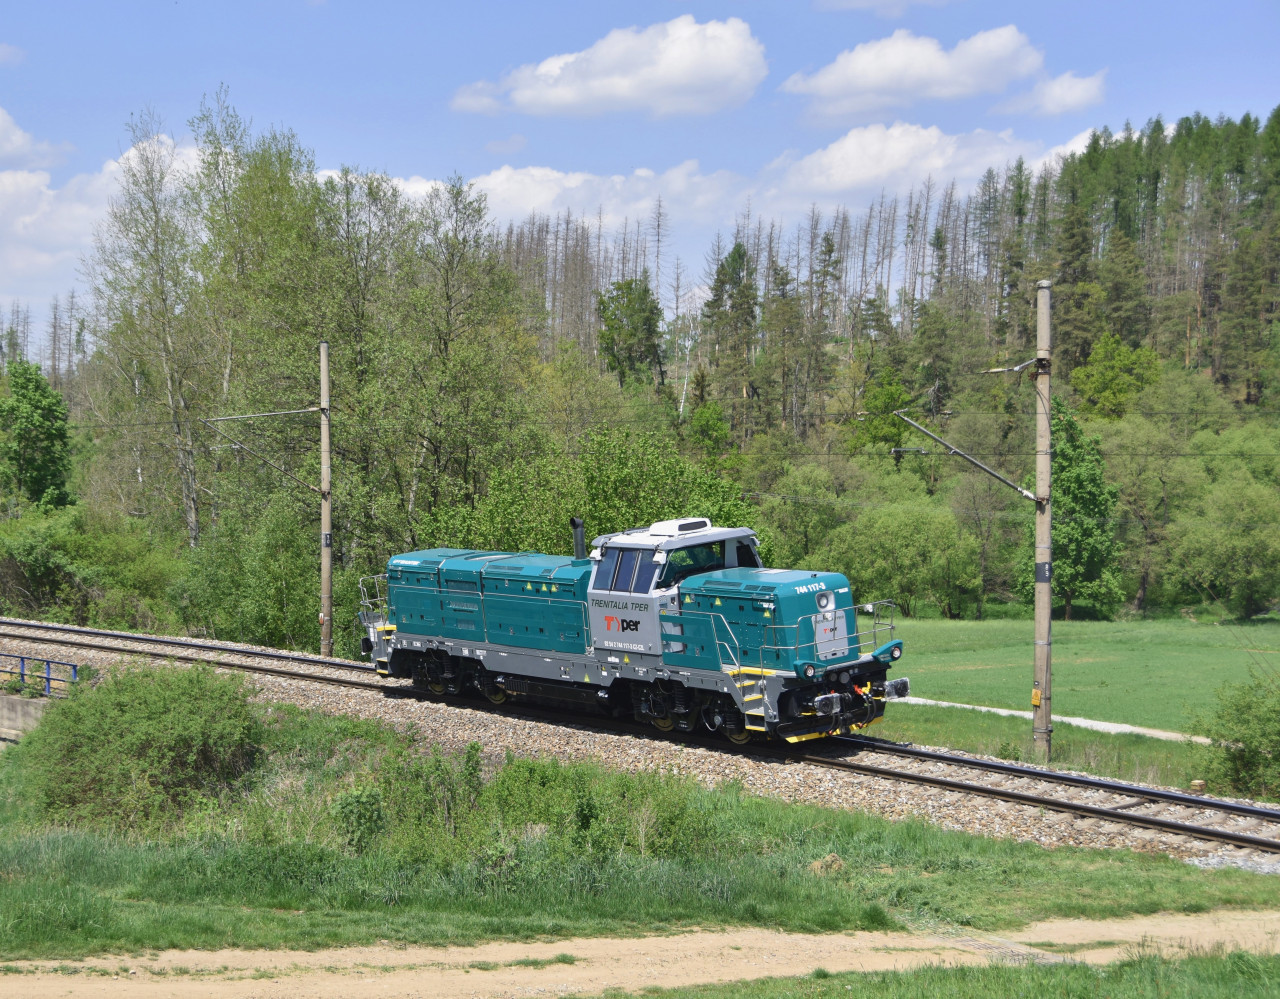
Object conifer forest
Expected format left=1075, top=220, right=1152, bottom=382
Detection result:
left=2, top=99, right=1278, bottom=656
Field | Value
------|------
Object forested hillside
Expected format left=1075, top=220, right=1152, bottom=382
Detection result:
left=1, top=96, right=1277, bottom=653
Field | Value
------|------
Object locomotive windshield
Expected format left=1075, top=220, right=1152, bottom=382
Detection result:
left=594, top=548, right=660, bottom=593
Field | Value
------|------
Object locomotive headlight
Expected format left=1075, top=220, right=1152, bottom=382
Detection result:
left=803, top=663, right=816, bottom=678
left=839, top=671, right=850, bottom=685
left=816, top=591, right=833, bottom=611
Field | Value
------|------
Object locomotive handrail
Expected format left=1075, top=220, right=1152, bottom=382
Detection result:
left=661, top=606, right=895, bottom=670
left=358, top=574, right=388, bottom=612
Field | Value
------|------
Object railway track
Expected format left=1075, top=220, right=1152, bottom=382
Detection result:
left=3, top=616, right=1279, bottom=858
left=0, top=617, right=386, bottom=692
left=799, top=736, right=1280, bottom=856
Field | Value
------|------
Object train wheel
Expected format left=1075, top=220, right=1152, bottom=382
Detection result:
left=724, top=729, right=752, bottom=745
left=427, top=679, right=445, bottom=694
left=482, top=686, right=507, bottom=704
left=651, top=715, right=675, bottom=732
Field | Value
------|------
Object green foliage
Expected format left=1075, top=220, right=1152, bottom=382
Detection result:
left=1070, top=329, right=1160, bottom=417
left=1200, top=671, right=1280, bottom=798
left=13, top=664, right=263, bottom=827
left=0, top=506, right=183, bottom=629
left=597, top=273, right=665, bottom=388
left=687, top=402, right=732, bottom=464
left=1018, top=398, right=1124, bottom=619
left=1172, top=482, right=1280, bottom=619
left=806, top=503, right=981, bottom=617
left=331, top=786, right=386, bottom=854
left=178, top=493, right=336, bottom=650
left=455, top=427, right=762, bottom=561
left=9, top=97, right=1279, bottom=641
left=848, top=368, right=914, bottom=461
left=0, top=360, right=71, bottom=508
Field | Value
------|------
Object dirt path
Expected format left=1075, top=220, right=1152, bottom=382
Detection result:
left=6, top=910, right=1280, bottom=998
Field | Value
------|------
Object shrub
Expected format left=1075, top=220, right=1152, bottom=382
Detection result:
left=15, top=664, right=263, bottom=827
left=1200, top=671, right=1280, bottom=800
left=331, top=786, right=386, bottom=854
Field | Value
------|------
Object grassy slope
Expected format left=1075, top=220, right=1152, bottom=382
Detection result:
left=889, top=618, right=1280, bottom=732
left=565, top=955, right=1280, bottom=999
left=2, top=703, right=1279, bottom=960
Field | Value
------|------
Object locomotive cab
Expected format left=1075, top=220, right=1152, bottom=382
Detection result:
left=585, top=519, right=761, bottom=658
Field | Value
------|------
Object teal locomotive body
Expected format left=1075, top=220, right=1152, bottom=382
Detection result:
left=359, top=519, right=907, bottom=743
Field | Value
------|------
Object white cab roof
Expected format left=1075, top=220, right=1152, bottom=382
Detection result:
left=592, top=519, right=758, bottom=552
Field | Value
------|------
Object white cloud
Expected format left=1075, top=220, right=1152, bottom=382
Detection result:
left=999, top=69, right=1107, bottom=116
left=781, top=25, right=1042, bottom=114
left=485, top=134, right=527, bottom=155
left=0, top=160, right=119, bottom=308
left=452, top=15, right=767, bottom=117
left=471, top=160, right=745, bottom=228
left=0, top=106, right=71, bottom=168
left=1033, top=128, right=1096, bottom=171
left=815, top=0, right=952, bottom=16
left=769, top=121, right=1039, bottom=201
left=0, top=128, right=202, bottom=321
left=0, top=43, right=23, bottom=66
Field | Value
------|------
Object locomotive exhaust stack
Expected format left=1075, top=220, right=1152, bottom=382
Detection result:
left=570, top=516, right=587, bottom=560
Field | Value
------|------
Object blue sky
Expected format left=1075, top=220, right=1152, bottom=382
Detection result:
left=2, top=0, right=1277, bottom=331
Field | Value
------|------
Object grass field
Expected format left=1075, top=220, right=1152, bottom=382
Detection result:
left=566, top=954, right=1280, bottom=999
left=887, top=617, right=1280, bottom=733
left=871, top=704, right=1203, bottom=789
left=3, top=688, right=1278, bottom=961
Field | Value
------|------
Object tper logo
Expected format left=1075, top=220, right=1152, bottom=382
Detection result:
left=605, top=616, right=641, bottom=632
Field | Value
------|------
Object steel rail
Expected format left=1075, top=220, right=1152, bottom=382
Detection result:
left=0, top=618, right=374, bottom=672
left=834, top=735, right=1280, bottom=823
left=4, top=618, right=1278, bottom=854
left=795, top=752, right=1280, bottom=854
left=0, top=629, right=387, bottom=692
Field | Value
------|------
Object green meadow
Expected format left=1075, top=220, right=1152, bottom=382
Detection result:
left=884, top=617, right=1280, bottom=733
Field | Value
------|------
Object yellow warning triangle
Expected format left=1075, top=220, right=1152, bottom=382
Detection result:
left=623, top=655, right=630, bottom=664
left=541, top=583, right=548, bottom=591
left=714, top=597, right=722, bottom=606
left=684, top=594, right=693, bottom=603
left=584, top=673, right=591, bottom=683
left=763, top=610, right=772, bottom=618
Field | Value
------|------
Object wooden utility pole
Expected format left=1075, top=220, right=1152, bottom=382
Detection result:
left=319, top=341, right=334, bottom=658
left=1032, top=281, right=1053, bottom=762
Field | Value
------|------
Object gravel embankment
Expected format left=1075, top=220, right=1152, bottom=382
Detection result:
left=3, top=627, right=1278, bottom=875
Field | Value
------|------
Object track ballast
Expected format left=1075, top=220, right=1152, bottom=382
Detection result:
left=3, top=616, right=1278, bottom=859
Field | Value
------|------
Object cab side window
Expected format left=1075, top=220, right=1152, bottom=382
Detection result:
left=735, top=542, right=760, bottom=568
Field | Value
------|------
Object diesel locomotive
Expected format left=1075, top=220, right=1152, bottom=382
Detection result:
left=358, top=518, right=908, bottom=743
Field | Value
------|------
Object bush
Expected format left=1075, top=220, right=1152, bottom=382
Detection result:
left=331, top=786, right=386, bottom=854
left=15, top=664, right=264, bottom=827
left=1200, top=671, right=1280, bottom=800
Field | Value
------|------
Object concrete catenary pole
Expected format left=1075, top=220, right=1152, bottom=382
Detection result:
left=319, top=341, right=334, bottom=658
left=1032, top=281, right=1053, bottom=762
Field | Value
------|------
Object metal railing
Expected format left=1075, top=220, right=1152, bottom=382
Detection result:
left=1, top=652, right=79, bottom=696
left=359, top=574, right=389, bottom=615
